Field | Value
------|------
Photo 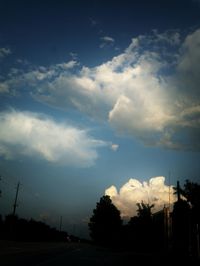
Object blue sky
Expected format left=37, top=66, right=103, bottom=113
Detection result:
left=0, top=0, right=200, bottom=237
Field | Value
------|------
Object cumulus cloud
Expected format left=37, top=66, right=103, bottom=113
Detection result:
left=105, top=176, right=176, bottom=218
left=0, top=110, right=108, bottom=166
left=176, top=29, right=200, bottom=98
left=0, top=47, right=11, bottom=58
left=1, top=29, right=200, bottom=151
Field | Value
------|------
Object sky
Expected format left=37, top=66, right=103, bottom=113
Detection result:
left=0, top=0, right=200, bottom=238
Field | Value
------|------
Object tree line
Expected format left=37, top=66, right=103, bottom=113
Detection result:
left=0, top=214, right=70, bottom=242
left=88, top=180, right=200, bottom=258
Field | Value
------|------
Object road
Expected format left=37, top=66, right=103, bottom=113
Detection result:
left=0, top=241, right=199, bottom=266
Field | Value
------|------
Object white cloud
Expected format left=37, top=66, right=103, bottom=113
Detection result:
left=105, top=176, right=176, bottom=218
left=0, top=60, right=78, bottom=95
left=0, top=110, right=108, bottom=166
left=23, top=60, right=78, bottom=83
left=56, top=60, right=78, bottom=70
left=2, top=29, right=200, bottom=151
left=101, top=36, right=115, bottom=43
left=0, top=47, right=11, bottom=58
left=33, top=33, right=175, bottom=130
left=100, top=36, right=115, bottom=48
left=151, top=29, right=181, bottom=46
left=176, top=29, right=200, bottom=97
left=111, top=144, right=119, bottom=151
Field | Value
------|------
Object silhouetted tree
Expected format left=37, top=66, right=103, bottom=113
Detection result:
left=173, top=180, right=200, bottom=256
left=136, top=202, right=154, bottom=219
left=88, top=195, right=122, bottom=245
left=172, top=180, right=200, bottom=255
left=180, top=180, right=200, bottom=224
left=0, top=214, right=69, bottom=242
left=127, top=202, right=155, bottom=251
left=172, top=199, right=190, bottom=254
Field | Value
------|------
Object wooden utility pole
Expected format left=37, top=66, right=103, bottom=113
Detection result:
left=168, top=171, right=171, bottom=210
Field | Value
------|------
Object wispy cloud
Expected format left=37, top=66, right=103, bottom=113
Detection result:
left=101, top=36, right=115, bottom=43
left=100, top=36, right=115, bottom=48
left=0, top=83, right=9, bottom=93
left=0, top=110, right=108, bottom=167
left=0, top=47, right=11, bottom=58
left=105, top=176, right=176, bottom=218
left=111, top=144, right=119, bottom=151
left=151, top=29, right=181, bottom=46
left=0, top=60, right=78, bottom=94
left=89, top=18, right=98, bottom=27
left=69, top=52, right=78, bottom=60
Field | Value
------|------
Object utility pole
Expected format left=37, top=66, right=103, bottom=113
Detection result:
left=12, top=182, right=20, bottom=216
left=168, top=171, right=171, bottom=211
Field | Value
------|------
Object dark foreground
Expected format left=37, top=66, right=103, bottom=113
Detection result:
left=0, top=241, right=199, bottom=266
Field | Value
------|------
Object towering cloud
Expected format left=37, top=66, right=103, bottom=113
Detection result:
left=105, top=176, right=176, bottom=218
